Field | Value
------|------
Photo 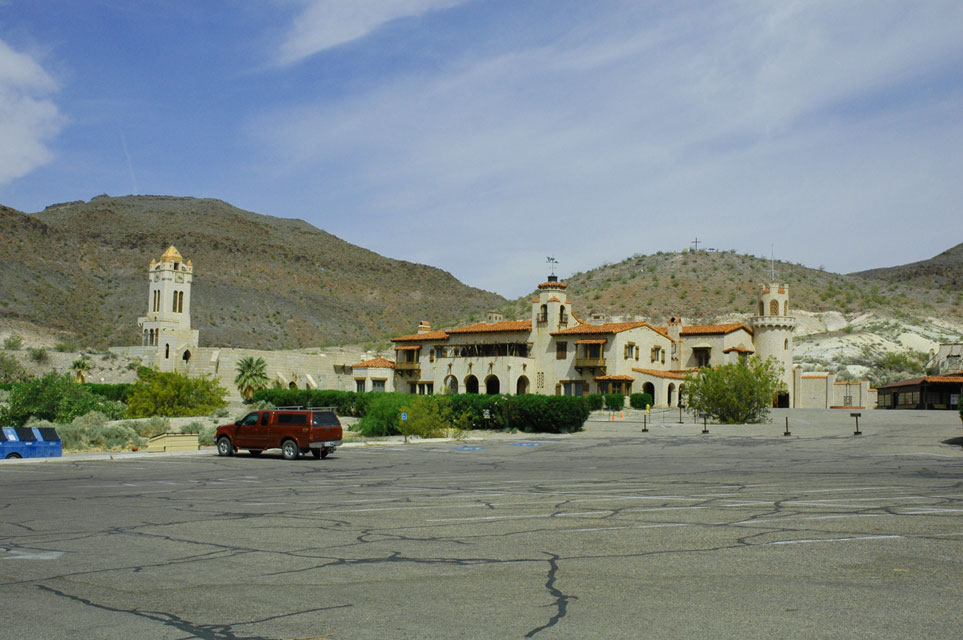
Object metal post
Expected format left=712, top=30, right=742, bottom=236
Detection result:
left=783, top=416, right=790, bottom=437
left=701, top=414, right=709, bottom=434
left=851, top=412, right=862, bottom=436
left=679, top=405, right=683, bottom=424
left=642, top=414, right=648, bottom=433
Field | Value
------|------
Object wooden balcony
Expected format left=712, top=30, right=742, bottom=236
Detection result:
left=395, top=362, right=421, bottom=375
left=574, top=357, right=606, bottom=370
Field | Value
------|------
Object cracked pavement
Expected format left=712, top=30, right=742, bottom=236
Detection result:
left=1, top=409, right=962, bottom=638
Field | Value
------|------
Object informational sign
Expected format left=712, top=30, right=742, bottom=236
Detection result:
left=401, top=412, right=408, bottom=421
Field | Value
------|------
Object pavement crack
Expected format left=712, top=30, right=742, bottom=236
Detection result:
left=524, top=552, right=577, bottom=638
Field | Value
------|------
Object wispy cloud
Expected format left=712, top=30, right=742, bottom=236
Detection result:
left=255, top=1, right=963, bottom=295
left=276, top=0, right=468, bottom=66
left=0, top=39, right=63, bottom=185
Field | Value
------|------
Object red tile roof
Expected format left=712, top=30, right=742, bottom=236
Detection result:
left=680, top=323, right=753, bottom=336
left=595, top=375, right=635, bottom=381
left=394, top=345, right=422, bottom=351
left=632, top=368, right=690, bottom=380
left=446, top=320, right=532, bottom=334
left=353, top=357, right=395, bottom=369
left=574, top=338, right=607, bottom=344
left=722, top=346, right=754, bottom=354
left=877, top=375, right=963, bottom=389
left=391, top=330, right=449, bottom=342
left=553, top=321, right=651, bottom=336
left=538, top=281, right=568, bottom=289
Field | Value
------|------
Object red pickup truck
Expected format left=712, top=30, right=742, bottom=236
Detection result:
left=216, top=408, right=342, bottom=460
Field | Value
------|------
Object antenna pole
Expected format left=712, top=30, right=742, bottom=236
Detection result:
left=770, top=244, right=775, bottom=282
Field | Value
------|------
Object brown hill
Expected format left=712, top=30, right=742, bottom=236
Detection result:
left=501, top=248, right=963, bottom=324
left=851, top=242, right=963, bottom=290
left=0, top=195, right=505, bottom=349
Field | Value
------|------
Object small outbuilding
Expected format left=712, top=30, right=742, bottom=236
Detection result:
left=876, top=374, right=963, bottom=410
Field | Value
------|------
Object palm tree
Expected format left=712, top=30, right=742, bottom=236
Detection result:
left=235, top=356, right=269, bottom=401
left=71, top=356, right=92, bottom=383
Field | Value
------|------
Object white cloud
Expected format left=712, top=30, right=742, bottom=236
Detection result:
left=276, top=0, right=468, bottom=65
left=0, top=39, right=63, bottom=185
left=257, top=2, right=963, bottom=296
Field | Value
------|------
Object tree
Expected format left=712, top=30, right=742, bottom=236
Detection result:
left=234, top=356, right=269, bottom=401
left=71, top=356, right=92, bottom=383
left=126, top=367, right=228, bottom=418
left=0, top=372, right=125, bottom=426
left=682, top=356, right=785, bottom=424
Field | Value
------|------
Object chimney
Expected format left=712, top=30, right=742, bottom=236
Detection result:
left=417, top=321, right=431, bottom=334
left=485, top=311, right=504, bottom=324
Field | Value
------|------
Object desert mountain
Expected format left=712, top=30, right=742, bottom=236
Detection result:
left=0, top=195, right=505, bottom=349
left=851, top=242, right=963, bottom=290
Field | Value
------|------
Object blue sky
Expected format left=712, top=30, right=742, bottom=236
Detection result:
left=1, top=1, right=961, bottom=298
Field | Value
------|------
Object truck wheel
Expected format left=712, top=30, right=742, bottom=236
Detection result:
left=216, top=437, right=234, bottom=457
left=311, top=449, right=321, bottom=459
left=281, top=439, right=299, bottom=460
left=5, top=452, right=22, bottom=459
left=320, top=448, right=329, bottom=459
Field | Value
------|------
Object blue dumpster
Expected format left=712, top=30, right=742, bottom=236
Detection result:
left=1, top=426, right=62, bottom=460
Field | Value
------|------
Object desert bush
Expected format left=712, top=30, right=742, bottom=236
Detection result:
left=130, top=416, right=170, bottom=439
left=3, top=334, right=23, bottom=350
left=629, top=393, right=654, bottom=409
left=398, top=395, right=453, bottom=441
left=1, top=372, right=125, bottom=426
left=126, top=368, right=227, bottom=418
left=28, top=347, right=49, bottom=363
left=0, top=353, right=30, bottom=384
left=54, top=341, right=77, bottom=352
left=682, top=356, right=784, bottom=424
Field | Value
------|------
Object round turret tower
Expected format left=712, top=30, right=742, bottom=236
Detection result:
left=749, top=283, right=796, bottom=407
left=137, top=246, right=199, bottom=369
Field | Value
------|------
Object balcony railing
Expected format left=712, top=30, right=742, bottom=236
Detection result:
left=395, top=362, right=421, bottom=372
left=574, top=357, right=606, bottom=369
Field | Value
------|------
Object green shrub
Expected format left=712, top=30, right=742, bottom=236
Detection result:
left=629, top=393, right=654, bottom=409
left=356, top=393, right=409, bottom=436
left=398, top=395, right=457, bottom=441
left=129, top=416, right=170, bottom=439
left=54, top=341, right=77, bottom=352
left=28, top=347, right=49, bottom=363
left=3, top=334, right=23, bottom=350
left=249, top=388, right=370, bottom=417
left=84, top=383, right=133, bottom=403
left=1, top=372, right=125, bottom=426
left=507, top=395, right=589, bottom=434
left=604, top=393, right=625, bottom=411
left=585, top=394, right=604, bottom=411
left=126, top=368, right=227, bottom=418
left=683, top=356, right=784, bottom=424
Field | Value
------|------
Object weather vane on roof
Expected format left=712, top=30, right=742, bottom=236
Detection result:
left=546, top=256, right=558, bottom=277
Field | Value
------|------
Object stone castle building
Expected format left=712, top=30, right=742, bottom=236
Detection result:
left=116, top=246, right=874, bottom=409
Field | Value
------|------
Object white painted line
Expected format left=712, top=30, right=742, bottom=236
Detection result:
left=564, top=523, right=692, bottom=533
left=429, top=510, right=613, bottom=523
left=900, top=509, right=963, bottom=514
left=768, top=535, right=903, bottom=546
left=0, top=548, right=64, bottom=560
left=730, top=514, right=890, bottom=526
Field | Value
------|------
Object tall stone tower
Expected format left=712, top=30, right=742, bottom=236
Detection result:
left=137, top=246, right=199, bottom=369
left=531, top=275, right=571, bottom=395
left=749, top=283, right=796, bottom=407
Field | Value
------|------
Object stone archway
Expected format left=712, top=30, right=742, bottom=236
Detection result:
left=516, top=376, right=530, bottom=395
left=485, top=375, right=500, bottom=395
left=642, top=382, right=655, bottom=404
left=465, top=375, right=479, bottom=394
left=445, top=375, right=459, bottom=394
left=667, top=383, right=675, bottom=407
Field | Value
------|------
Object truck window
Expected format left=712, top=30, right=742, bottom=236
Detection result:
left=277, top=413, right=307, bottom=425
left=239, top=413, right=258, bottom=426
left=312, top=411, right=339, bottom=426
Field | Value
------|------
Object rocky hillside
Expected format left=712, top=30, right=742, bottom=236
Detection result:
left=851, top=242, right=963, bottom=291
left=0, top=195, right=505, bottom=349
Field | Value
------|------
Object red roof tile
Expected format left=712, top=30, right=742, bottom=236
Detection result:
left=391, top=330, right=449, bottom=342
left=553, top=321, right=650, bottom=336
left=538, top=281, right=568, bottom=289
left=722, top=346, right=754, bottom=354
left=681, top=323, right=753, bottom=336
left=574, top=338, right=607, bottom=345
left=353, top=357, right=395, bottom=369
left=595, top=375, right=635, bottom=381
left=446, top=320, right=532, bottom=334
left=632, top=368, right=690, bottom=380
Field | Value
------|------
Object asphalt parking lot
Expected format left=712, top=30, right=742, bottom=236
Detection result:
left=2, top=409, right=962, bottom=639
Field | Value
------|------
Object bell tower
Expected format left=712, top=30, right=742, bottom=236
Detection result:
left=749, top=283, right=796, bottom=406
left=137, top=246, right=199, bottom=369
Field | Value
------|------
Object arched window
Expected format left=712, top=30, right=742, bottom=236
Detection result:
left=165, top=343, right=170, bottom=359
left=445, top=375, right=458, bottom=394
left=769, top=300, right=779, bottom=316
left=485, top=375, right=500, bottom=395
left=178, top=291, right=184, bottom=313
left=182, top=350, right=191, bottom=362
left=758, top=301, right=764, bottom=316
left=784, top=338, right=789, bottom=350
left=172, top=291, right=178, bottom=312
left=465, top=375, right=479, bottom=394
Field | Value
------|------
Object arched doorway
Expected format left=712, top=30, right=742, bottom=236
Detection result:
left=288, top=381, right=298, bottom=389
left=485, top=375, right=500, bottom=395
left=642, top=382, right=655, bottom=403
left=516, top=376, right=530, bottom=395
left=667, top=383, right=675, bottom=407
left=445, top=375, right=458, bottom=394
left=465, top=375, right=479, bottom=394
left=182, top=350, right=191, bottom=362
